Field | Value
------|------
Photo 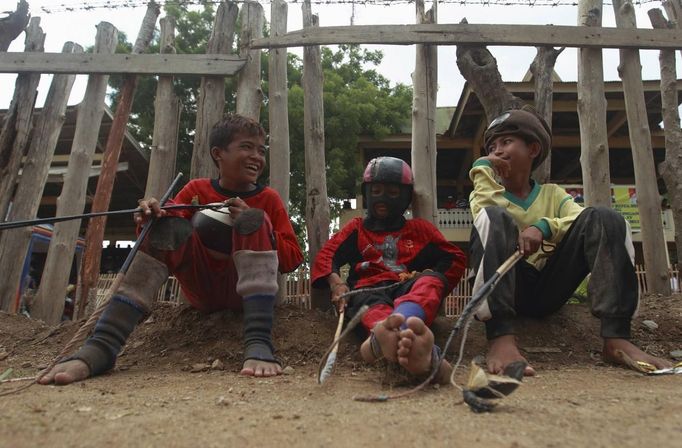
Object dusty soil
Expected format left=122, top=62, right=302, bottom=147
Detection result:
left=1, top=295, right=681, bottom=447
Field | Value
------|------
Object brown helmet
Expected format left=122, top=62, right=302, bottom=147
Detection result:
left=483, top=108, right=552, bottom=170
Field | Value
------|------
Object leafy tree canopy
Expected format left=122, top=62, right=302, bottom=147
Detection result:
left=108, top=5, right=412, bottom=240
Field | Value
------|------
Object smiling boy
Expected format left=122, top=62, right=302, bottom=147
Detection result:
left=40, top=114, right=303, bottom=385
left=469, top=108, right=672, bottom=376
left=312, top=157, right=466, bottom=383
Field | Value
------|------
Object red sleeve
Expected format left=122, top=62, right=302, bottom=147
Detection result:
left=311, top=218, right=361, bottom=288
left=425, top=220, right=466, bottom=291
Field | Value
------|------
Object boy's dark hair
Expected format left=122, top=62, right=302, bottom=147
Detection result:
left=209, top=114, right=266, bottom=166
left=483, top=106, right=552, bottom=170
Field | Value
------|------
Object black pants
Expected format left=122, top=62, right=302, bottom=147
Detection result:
left=469, top=206, right=638, bottom=340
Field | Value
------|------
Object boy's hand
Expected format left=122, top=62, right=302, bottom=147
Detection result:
left=226, top=196, right=249, bottom=221
left=330, top=283, right=349, bottom=313
left=518, top=226, right=543, bottom=257
left=134, top=197, right=167, bottom=225
left=484, top=154, right=511, bottom=178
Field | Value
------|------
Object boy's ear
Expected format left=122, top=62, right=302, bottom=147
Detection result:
left=210, top=146, right=222, bottom=162
left=528, top=141, right=541, bottom=161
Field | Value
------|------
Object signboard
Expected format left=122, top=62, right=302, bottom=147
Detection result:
left=563, top=185, right=641, bottom=231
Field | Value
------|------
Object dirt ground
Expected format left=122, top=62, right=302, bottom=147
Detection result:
left=1, top=294, right=681, bottom=447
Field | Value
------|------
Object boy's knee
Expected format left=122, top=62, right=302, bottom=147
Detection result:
left=232, top=209, right=275, bottom=252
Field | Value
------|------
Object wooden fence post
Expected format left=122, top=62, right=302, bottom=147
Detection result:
left=76, top=2, right=160, bottom=319
left=649, top=8, right=682, bottom=265
left=302, top=0, right=331, bottom=310
left=32, top=22, right=118, bottom=324
left=269, top=0, right=291, bottom=306
left=411, top=0, right=438, bottom=224
left=613, top=0, right=671, bottom=295
left=577, top=0, right=612, bottom=208
left=0, top=42, right=81, bottom=313
left=0, top=17, right=45, bottom=221
left=530, top=46, right=564, bottom=184
left=190, top=1, right=238, bottom=180
left=236, top=1, right=264, bottom=120
left=145, top=16, right=181, bottom=199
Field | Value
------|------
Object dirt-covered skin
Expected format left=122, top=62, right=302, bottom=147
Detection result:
left=1, top=296, right=681, bottom=446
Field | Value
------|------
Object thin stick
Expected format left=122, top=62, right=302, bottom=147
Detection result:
left=316, top=305, right=369, bottom=384
left=318, top=308, right=345, bottom=384
left=0, top=203, right=226, bottom=231
left=0, top=173, right=183, bottom=397
left=353, top=250, right=523, bottom=402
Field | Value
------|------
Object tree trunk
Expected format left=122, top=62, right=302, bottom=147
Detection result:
left=649, top=8, right=682, bottom=268
left=0, top=17, right=44, bottom=222
left=577, top=0, right=613, bottom=208
left=455, top=25, right=525, bottom=124
left=0, top=42, right=81, bottom=313
left=190, top=1, right=238, bottom=180
left=32, top=22, right=118, bottom=324
left=145, top=16, right=181, bottom=200
left=0, top=0, right=29, bottom=51
left=268, top=0, right=291, bottom=306
left=530, top=46, right=564, bottom=183
left=76, top=3, right=160, bottom=319
left=236, top=1, right=264, bottom=120
left=613, top=0, right=671, bottom=295
left=410, top=0, right=438, bottom=224
left=302, top=0, right=331, bottom=310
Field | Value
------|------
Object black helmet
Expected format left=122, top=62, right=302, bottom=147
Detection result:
left=483, top=108, right=552, bottom=170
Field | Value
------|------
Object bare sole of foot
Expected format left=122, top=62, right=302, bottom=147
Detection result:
left=240, top=359, right=282, bottom=377
left=37, top=359, right=90, bottom=385
left=487, top=334, right=536, bottom=376
left=360, top=314, right=404, bottom=363
left=602, top=338, right=672, bottom=370
left=397, top=316, right=453, bottom=384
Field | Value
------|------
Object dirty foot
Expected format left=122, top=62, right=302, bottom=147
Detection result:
left=37, top=359, right=90, bottom=385
left=240, top=359, right=282, bottom=377
left=360, top=313, right=404, bottom=363
left=603, top=338, right=672, bottom=371
left=487, top=334, right=536, bottom=376
left=397, top=316, right=452, bottom=384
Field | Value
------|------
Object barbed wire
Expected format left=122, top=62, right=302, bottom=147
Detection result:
left=29, top=0, right=661, bottom=14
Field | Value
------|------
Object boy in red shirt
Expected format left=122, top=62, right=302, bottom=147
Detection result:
left=40, top=114, right=303, bottom=384
left=312, top=157, right=466, bottom=383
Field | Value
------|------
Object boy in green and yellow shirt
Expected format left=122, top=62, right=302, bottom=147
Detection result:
left=468, top=108, right=671, bottom=376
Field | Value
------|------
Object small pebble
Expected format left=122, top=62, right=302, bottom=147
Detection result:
left=282, top=366, right=295, bottom=375
left=21, top=361, right=32, bottom=368
left=0, top=351, right=8, bottom=361
left=211, top=359, right=224, bottom=370
left=216, top=396, right=229, bottom=406
left=670, top=350, right=682, bottom=360
left=190, top=363, right=210, bottom=373
left=641, top=320, right=658, bottom=331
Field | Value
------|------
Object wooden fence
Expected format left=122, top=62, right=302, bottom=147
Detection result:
left=96, top=263, right=679, bottom=317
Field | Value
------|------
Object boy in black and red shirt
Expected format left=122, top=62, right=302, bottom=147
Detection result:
left=40, top=114, right=303, bottom=385
left=312, top=157, right=466, bottom=383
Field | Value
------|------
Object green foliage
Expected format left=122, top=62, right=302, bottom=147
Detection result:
left=109, top=7, right=412, bottom=240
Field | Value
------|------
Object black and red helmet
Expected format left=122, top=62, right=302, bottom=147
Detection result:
left=362, top=157, right=414, bottom=186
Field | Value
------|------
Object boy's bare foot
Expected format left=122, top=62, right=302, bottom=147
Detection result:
left=37, top=359, right=90, bottom=385
left=602, top=338, right=672, bottom=370
left=397, top=316, right=452, bottom=384
left=360, top=313, right=404, bottom=363
left=487, top=334, right=536, bottom=376
left=240, top=359, right=282, bottom=377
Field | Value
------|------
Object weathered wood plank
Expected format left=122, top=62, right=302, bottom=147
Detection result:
left=0, top=52, right=245, bottom=75
left=251, top=23, right=682, bottom=50
left=613, top=0, right=671, bottom=295
left=32, top=22, right=118, bottom=324
left=302, top=0, right=330, bottom=310
left=236, top=1, right=264, bottom=119
left=410, top=0, right=438, bottom=224
left=578, top=0, right=612, bottom=208
left=190, top=1, right=238, bottom=180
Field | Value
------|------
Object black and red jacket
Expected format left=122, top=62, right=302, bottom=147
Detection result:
left=312, top=217, right=466, bottom=292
